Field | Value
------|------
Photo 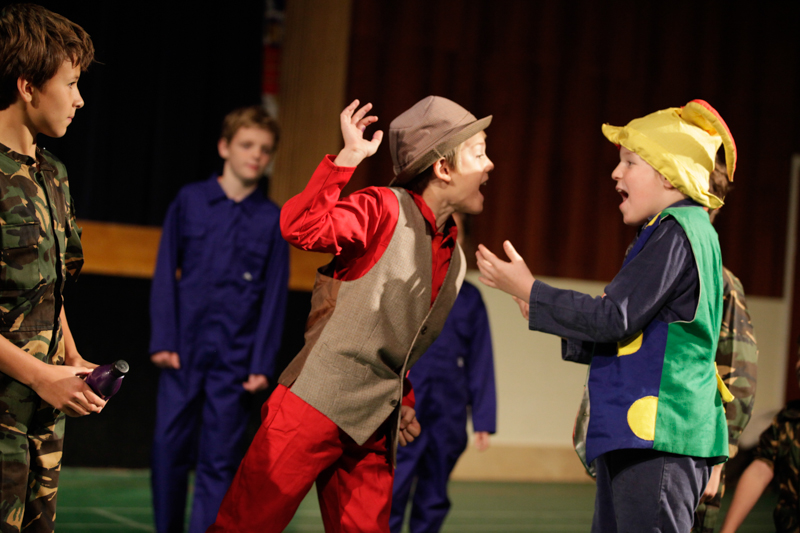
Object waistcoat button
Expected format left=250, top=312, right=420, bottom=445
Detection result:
left=420, top=325, right=428, bottom=334
left=390, top=399, right=398, bottom=407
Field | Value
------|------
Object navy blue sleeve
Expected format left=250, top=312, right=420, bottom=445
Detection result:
left=249, top=220, right=290, bottom=377
left=561, top=338, right=618, bottom=364
left=530, top=218, right=697, bottom=343
left=149, top=195, right=182, bottom=354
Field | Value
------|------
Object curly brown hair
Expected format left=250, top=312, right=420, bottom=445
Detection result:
left=708, top=149, right=731, bottom=201
left=0, top=4, right=94, bottom=110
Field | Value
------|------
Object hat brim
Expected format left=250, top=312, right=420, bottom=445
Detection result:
left=393, top=115, right=492, bottom=184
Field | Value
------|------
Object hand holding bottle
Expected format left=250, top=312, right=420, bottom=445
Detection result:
left=84, top=360, right=129, bottom=399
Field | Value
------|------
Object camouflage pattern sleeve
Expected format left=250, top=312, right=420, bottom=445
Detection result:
left=64, top=193, right=83, bottom=280
left=40, top=148, right=83, bottom=280
left=752, top=412, right=779, bottom=470
left=717, top=267, right=758, bottom=458
left=757, top=402, right=800, bottom=532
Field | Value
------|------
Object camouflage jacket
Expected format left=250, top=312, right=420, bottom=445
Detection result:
left=0, top=143, right=83, bottom=362
left=717, top=267, right=758, bottom=457
left=754, top=400, right=800, bottom=532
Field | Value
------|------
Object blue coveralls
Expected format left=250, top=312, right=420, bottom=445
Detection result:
left=149, top=175, right=289, bottom=533
left=390, top=281, right=496, bottom=533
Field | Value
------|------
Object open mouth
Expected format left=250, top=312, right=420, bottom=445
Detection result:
left=617, top=188, right=628, bottom=201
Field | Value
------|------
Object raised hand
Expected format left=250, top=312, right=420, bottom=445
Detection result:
left=476, top=241, right=536, bottom=301
left=333, top=99, right=384, bottom=167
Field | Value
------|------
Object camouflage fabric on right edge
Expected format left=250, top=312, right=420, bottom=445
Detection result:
left=749, top=401, right=800, bottom=532
left=693, top=267, right=758, bottom=533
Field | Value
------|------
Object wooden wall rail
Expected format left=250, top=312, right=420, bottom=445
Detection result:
left=76, top=219, right=328, bottom=292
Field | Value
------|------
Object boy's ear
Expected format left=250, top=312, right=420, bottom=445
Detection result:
left=660, top=174, right=676, bottom=190
left=432, top=158, right=452, bottom=184
left=17, top=77, right=36, bottom=104
left=217, top=138, right=230, bottom=160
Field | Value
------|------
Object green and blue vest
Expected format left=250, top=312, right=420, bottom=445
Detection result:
left=585, top=206, right=728, bottom=463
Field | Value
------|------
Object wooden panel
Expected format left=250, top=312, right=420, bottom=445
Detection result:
left=271, top=0, right=353, bottom=206
left=77, top=219, right=328, bottom=291
left=288, top=248, right=332, bottom=292
left=77, top=220, right=161, bottom=279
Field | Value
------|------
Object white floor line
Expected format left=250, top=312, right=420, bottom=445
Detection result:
left=59, top=507, right=151, bottom=513
left=89, top=508, right=154, bottom=531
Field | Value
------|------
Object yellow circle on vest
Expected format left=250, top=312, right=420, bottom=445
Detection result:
left=627, top=396, right=658, bottom=441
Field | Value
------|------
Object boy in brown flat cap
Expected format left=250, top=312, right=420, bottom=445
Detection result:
left=210, top=96, right=493, bottom=533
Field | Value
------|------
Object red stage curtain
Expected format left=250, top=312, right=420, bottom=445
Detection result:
left=344, top=0, right=800, bottom=300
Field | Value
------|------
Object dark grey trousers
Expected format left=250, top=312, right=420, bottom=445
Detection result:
left=592, top=449, right=714, bottom=533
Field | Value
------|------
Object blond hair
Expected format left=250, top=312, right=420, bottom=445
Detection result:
left=220, top=106, right=281, bottom=150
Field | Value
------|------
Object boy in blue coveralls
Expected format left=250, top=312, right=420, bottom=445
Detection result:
left=149, top=106, right=289, bottom=533
left=389, top=271, right=496, bottom=533
left=477, top=100, right=737, bottom=532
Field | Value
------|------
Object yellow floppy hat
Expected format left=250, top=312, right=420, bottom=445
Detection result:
left=602, top=100, right=737, bottom=209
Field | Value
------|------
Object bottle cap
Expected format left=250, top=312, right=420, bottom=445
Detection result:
left=112, top=360, right=130, bottom=376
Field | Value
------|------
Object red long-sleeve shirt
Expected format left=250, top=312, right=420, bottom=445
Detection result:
left=280, top=155, right=457, bottom=304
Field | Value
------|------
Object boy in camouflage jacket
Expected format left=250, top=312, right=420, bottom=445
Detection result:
left=693, top=154, right=759, bottom=532
left=720, top=359, right=800, bottom=533
left=0, top=4, right=105, bottom=532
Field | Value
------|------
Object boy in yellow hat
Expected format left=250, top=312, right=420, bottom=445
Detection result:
left=477, top=100, right=736, bottom=532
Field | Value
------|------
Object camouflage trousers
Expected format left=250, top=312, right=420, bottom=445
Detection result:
left=692, top=465, right=725, bottom=533
left=0, top=332, right=65, bottom=533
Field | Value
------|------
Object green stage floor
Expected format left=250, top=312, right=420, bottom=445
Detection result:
left=56, top=468, right=776, bottom=532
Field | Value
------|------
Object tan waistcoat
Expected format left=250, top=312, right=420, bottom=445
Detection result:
left=279, top=188, right=465, bottom=456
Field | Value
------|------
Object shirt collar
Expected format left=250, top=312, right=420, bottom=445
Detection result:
left=668, top=198, right=703, bottom=209
left=643, top=198, right=703, bottom=226
left=204, top=173, right=265, bottom=216
left=407, top=190, right=458, bottom=242
left=0, top=142, right=52, bottom=172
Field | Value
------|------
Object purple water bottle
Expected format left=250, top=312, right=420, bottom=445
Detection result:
left=85, top=360, right=129, bottom=399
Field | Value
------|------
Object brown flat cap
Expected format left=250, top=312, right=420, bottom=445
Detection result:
left=389, top=96, right=492, bottom=184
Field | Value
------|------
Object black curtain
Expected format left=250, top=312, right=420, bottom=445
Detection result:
left=19, top=0, right=265, bottom=226
left=8, top=0, right=270, bottom=467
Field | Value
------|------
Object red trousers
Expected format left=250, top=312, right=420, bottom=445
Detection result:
left=207, top=385, right=394, bottom=533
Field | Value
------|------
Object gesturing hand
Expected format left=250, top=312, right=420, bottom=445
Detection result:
left=476, top=241, right=536, bottom=302
left=334, top=99, right=384, bottom=168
